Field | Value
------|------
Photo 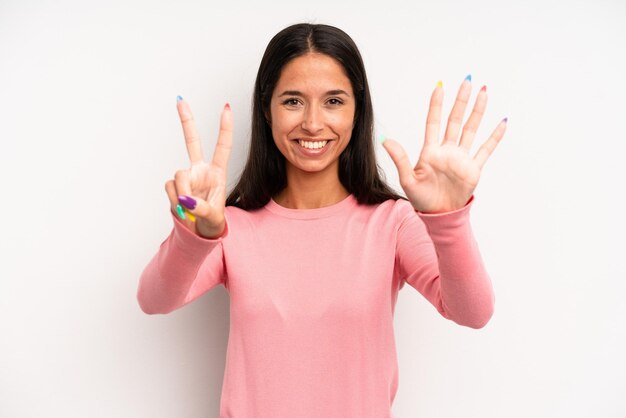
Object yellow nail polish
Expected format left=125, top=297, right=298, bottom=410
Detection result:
left=184, top=208, right=196, bottom=222
left=437, top=80, right=443, bottom=88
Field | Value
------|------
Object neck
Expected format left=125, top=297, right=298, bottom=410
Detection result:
left=274, top=164, right=349, bottom=209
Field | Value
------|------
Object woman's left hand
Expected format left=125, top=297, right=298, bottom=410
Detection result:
left=381, top=77, right=507, bottom=214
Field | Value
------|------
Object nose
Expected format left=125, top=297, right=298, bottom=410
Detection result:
left=301, top=105, right=324, bottom=134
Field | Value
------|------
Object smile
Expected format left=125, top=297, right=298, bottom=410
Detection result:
left=293, top=138, right=333, bottom=157
left=297, top=139, right=329, bottom=149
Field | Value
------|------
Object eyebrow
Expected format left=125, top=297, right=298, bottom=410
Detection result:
left=278, top=89, right=351, bottom=97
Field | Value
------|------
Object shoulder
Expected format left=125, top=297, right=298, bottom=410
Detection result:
left=224, top=204, right=262, bottom=223
left=372, top=196, right=414, bottom=217
left=355, top=197, right=415, bottom=229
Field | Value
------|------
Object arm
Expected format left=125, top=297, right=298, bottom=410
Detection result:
left=136, top=210, right=229, bottom=315
left=396, top=195, right=494, bottom=329
left=382, top=77, right=505, bottom=329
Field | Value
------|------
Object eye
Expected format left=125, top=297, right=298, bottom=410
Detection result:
left=282, top=98, right=300, bottom=106
left=327, top=98, right=344, bottom=106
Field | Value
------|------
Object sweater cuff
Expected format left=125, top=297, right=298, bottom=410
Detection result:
left=415, top=195, right=474, bottom=244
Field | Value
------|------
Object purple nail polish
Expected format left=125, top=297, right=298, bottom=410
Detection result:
left=178, top=195, right=197, bottom=210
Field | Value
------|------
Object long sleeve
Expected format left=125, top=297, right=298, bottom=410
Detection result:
left=396, top=195, right=495, bottom=329
left=135, top=194, right=494, bottom=415
left=136, top=210, right=229, bottom=315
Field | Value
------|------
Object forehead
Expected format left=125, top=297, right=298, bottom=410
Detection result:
left=275, top=53, right=353, bottom=94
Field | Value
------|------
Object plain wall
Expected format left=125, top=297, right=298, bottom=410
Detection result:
left=1, top=0, right=624, bottom=416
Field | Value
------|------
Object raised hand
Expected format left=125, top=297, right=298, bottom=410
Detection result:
left=382, top=77, right=507, bottom=214
left=164, top=98, right=233, bottom=238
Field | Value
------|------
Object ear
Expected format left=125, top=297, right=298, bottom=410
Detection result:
left=264, top=110, right=272, bottom=126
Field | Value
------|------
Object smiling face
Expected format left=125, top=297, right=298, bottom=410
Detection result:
left=268, top=52, right=356, bottom=177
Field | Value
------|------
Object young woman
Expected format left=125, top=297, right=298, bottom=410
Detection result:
left=137, top=22, right=506, bottom=418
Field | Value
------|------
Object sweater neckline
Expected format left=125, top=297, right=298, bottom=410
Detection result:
left=264, top=194, right=357, bottom=219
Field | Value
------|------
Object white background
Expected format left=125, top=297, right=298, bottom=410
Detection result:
left=1, top=0, right=625, bottom=417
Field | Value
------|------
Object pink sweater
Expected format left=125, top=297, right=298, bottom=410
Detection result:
left=137, top=193, right=494, bottom=417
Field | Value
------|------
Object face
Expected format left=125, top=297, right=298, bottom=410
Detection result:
left=268, top=52, right=356, bottom=176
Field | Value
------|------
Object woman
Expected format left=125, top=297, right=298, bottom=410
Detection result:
left=137, top=23, right=506, bottom=417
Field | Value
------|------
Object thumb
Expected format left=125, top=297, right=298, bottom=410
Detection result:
left=178, top=188, right=227, bottom=228
left=381, top=138, right=414, bottom=182
left=176, top=193, right=208, bottom=220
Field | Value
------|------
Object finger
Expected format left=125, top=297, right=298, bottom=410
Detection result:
left=165, top=180, right=178, bottom=213
left=172, top=169, right=212, bottom=218
left=381, top=138, right=415, bottom=185
left=473, top=118, right=508, bottom=170
left=174, top=169, right=193, bottom=212
left=442, top=76, right=472, bottom=146
left=176, top=97, right=205, bottom=166
left=459, top=85, right=488, bottom=151
left=425, top=82, right=443, bottom=147
left=173, top=184, right=225, bottom=230
left=211, top=103, right=233, bottom=172
left=165, top=179, right=195, bottom=222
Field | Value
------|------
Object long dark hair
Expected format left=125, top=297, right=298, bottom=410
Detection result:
left=225, top=23, right=407, bottom=209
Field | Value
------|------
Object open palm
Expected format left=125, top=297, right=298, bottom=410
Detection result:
left=382, top=77, right=507, bottom=213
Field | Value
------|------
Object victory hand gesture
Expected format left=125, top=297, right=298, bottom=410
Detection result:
left=382, top=76, right=507, bottom=214
left=164, top=98, right=233, bottom=238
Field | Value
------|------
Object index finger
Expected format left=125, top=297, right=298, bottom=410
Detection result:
left=176, top=97, right=205, bottom=165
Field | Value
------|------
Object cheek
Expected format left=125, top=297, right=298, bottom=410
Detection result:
left=331, top=115, right=355, bottom=136
left=330, top=107, right=355, bottom=130
left=272, top=111, right=299, bottom=135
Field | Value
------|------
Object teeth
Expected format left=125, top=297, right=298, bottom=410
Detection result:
left=298, top=140, right=328, bottom=149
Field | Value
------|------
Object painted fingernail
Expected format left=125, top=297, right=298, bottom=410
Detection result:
left=502, top=117, right=508, bottom=123
left=177, top=95, right=183, bottom=102
left=224, top=103, right=231, bottom=110
left=178, top=195, right=197, bottom=210
left=176, top=204, right=186, bottom=220
left=377, top=133, right=387, bottom=144
left=480, top=85, right=487, bottom=93
left=465, top=74, right=472, bottom=82
left=185, top=210, right=196, bottom=222
left=436, top=80, right=443, bottom=88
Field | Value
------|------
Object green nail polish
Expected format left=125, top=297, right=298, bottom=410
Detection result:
left=176, top=204, right=186, bottom=220
left=377, top=134, right=386, bottom=143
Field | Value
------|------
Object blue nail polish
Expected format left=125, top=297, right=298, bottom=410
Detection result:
left=377, top=134, right=386, bottom=144
left=465, top=74, right=472, bottom=82
left=176, top=95, right=183, bottom=102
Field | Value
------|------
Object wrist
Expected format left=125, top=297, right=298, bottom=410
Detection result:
left=196, top=219, right=226, bottom=239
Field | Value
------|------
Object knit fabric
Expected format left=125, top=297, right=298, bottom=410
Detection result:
left=137, top=193, right=494, bottom=417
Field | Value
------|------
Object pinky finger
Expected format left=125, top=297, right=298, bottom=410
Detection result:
left=166, top=180, right=191, bottom=221
left=473, top=118, right=508, bottom=170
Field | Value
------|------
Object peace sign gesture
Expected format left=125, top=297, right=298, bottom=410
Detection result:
left=164, top=98, right=233, bottom=238
left=382, top=76, right=507, bottom=213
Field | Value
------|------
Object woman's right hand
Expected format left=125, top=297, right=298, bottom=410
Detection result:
left=164, top=98, right=233, bottom=239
